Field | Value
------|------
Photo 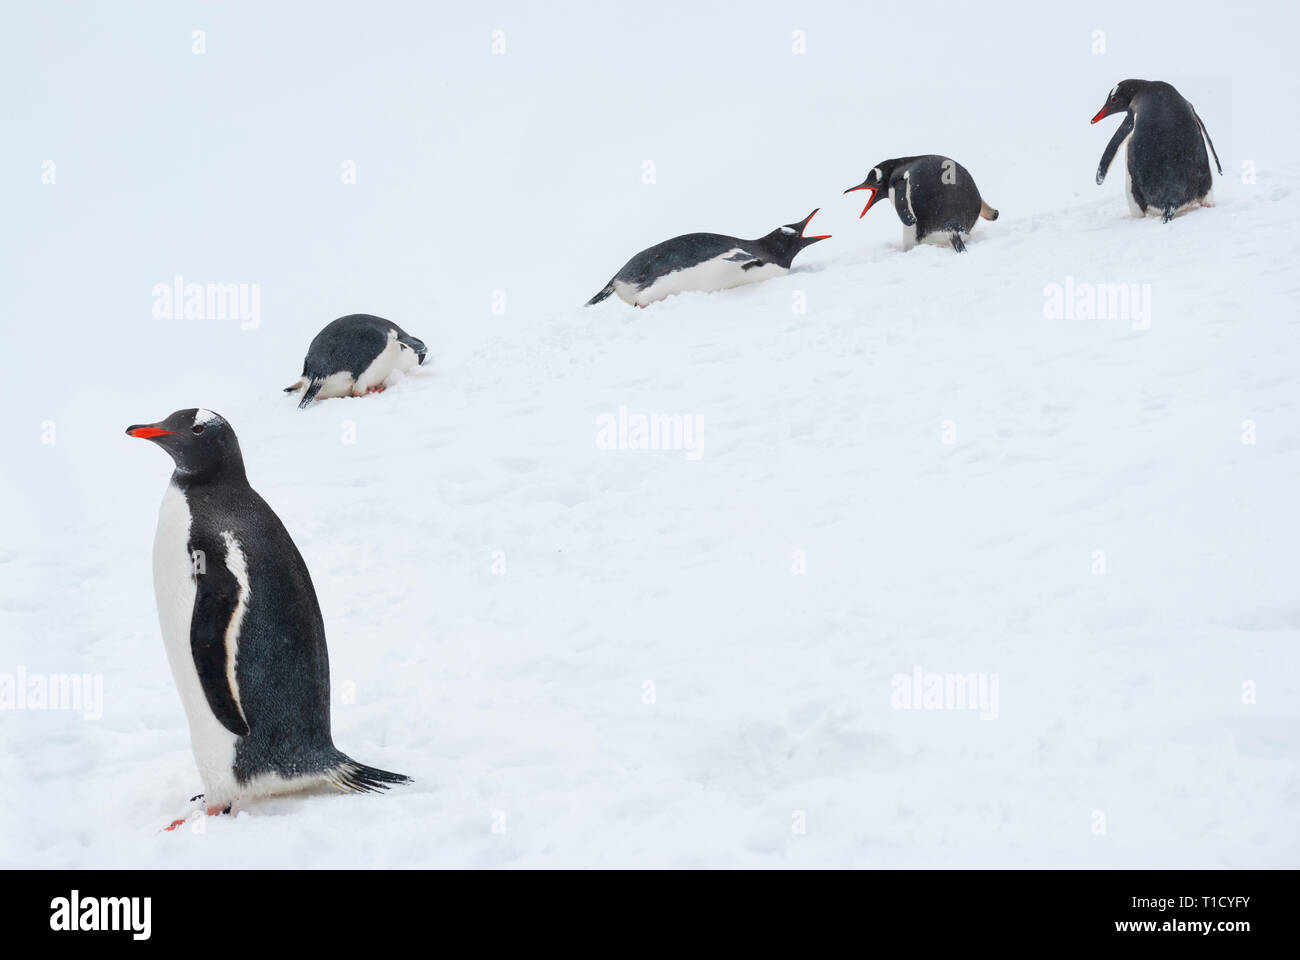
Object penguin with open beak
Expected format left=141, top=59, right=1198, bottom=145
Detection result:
left=845, top=156, right=998, bottom=253
left=586, top=209, right=830, bottom=307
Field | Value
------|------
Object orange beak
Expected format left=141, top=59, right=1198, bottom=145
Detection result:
left=844, top=184, right=880, bottom=218
left=126, top=426, right=174, bottom=439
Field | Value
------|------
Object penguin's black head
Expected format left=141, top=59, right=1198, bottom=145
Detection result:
left=126, top=408, right=245, bottom=481
left=1091, top=80, right=1143, bottom=124
left=758, top=209, right=831, bottom=268
left=397, top=334, right=427, bottom=366
left=844, top=161, right=902, bottom=218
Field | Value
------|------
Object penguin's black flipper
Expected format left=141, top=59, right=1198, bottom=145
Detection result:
left=1097, top=113, right=1135, bottom=185
left=1192, top=108, right=1223, bottom=175
left=585, top=280, right=615, bottom=306
left=187, top=537, right=251, bottom=738
left=950, top=233, right=967, bottom=253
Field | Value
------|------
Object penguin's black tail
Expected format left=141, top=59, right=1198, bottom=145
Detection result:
left=297, top=379, right=324, bottom=410
left=1161, top=205, right=1176, bottom=224
left=325, top=753, right=412, bottom=794
left=585, top=280, right=615, bottom=306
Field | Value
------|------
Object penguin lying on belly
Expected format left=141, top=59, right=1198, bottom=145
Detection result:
left=844, top=155, right=999, bottom=252
left=585, top=209, right=830, bottom=307
left=285, top=314, right=427, bottom=409
left=1091, top=79, right=1222, bottom=223
left=127, top=409, right=410, bottom=826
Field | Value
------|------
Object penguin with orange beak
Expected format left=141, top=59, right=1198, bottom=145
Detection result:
left=1091, top=79, right=1222, bottom=223
left=585, top=209, right=830, bottom=307
left=845, top=155, right=998, bottom=253
left=126, top=408, right=410, bottom=825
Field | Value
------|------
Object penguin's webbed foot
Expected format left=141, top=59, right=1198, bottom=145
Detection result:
left=163, top=801, right=229, bottom=832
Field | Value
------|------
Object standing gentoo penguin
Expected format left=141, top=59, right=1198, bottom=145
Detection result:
left=1091, top=79, right=1222, bottom=222
left=585, top=209, right=830, bottom=307
left=844, top=156, right=999, bottom=252
left=126, top=409, right=410, bottom=823
left=285, top=314, right=427, bottom=409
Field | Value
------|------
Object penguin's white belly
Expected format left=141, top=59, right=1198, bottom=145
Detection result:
left=354, top=337, right=417, bottom=392
left=312, top=371, right=359, bottom=401
left=152, top=483, right=240, bottom=805
left=618, top=250, right=788, bottom=306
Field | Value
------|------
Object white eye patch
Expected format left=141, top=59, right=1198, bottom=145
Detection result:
left=872, top=167, right=882, bottom=181
left=194, top=408, right=218, bottom=426
left=779, top=226, right=797, bottom=235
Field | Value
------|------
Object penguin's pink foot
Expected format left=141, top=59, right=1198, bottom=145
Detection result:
left=367, top=384, right=386, bottom=394
left=163, top=805, right=228, bottom=831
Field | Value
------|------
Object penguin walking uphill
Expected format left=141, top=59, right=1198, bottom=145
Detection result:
left=844, top=156, right=999, bottom=253
left=1091, top=79, right=1222, bottom=222
left=286, top=314, right=427, bottom=409
left=126, top=409, right=410, bottom=825
left=585, top=209, right=830, bottom=307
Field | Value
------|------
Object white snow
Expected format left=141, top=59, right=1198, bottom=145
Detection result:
left=2, top=0, right=1298, bottom=867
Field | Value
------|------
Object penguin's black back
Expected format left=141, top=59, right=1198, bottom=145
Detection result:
left=1127, top=83, right=1214, bottom=215
left=179, top=471, right=336, bottom=781
left=302, top=314, right=414, bottom=380
left=613, top=232, right=754, bottom=290
left=897, top=156, right=984, bottom=236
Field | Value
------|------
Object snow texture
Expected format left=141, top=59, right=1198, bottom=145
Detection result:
left=2, top=0, right=1298, bottom=867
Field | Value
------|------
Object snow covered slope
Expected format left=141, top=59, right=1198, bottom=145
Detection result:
left=2, top=0, right=1297, bottom=867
